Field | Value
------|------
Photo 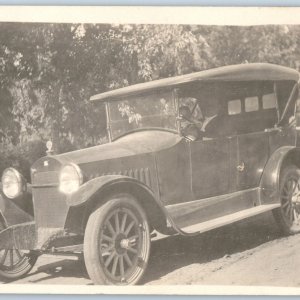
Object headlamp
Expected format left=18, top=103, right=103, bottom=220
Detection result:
left=59, top=163, right=83, bottom=194
left=1, top=168, right=25, bottom=199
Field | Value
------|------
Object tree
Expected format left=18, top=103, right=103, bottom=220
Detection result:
left=199, top=25, right=300, bottom=69
left=2, top=23, right=300, bottom=155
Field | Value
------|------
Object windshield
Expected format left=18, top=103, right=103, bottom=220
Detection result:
left=108, top=91, right=177, bottom=140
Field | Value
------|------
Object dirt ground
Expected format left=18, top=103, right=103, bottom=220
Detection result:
left=2, top=211, right=300, bottom=286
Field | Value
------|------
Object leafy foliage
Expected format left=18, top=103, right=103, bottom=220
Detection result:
left=1, top=23, right=300, bottom=175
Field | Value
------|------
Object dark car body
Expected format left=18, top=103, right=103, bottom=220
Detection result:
left=1, top=63, right=300, bottom=284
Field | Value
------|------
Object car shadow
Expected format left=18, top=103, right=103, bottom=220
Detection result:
left=10, top=211, right=283, bottom=285
left=141, top=211, right=282, bottom=284
left=26, top=257, right=92, bottom=284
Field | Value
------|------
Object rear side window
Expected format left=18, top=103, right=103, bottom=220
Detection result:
left=262, top=93, right=277, bottom=109
left=245, top=96, right=259, bottom=112
left=228, top=99, right=241, bottom=115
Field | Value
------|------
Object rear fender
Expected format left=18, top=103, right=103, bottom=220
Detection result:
left=64, top=175, right=177, bottom=235
left=260, top=146, right=300, bottom=204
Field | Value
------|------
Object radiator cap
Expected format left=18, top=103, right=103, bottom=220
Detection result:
left=46, top=140, right=53, bottom=156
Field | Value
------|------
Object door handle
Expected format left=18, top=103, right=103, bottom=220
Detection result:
left=237, top=162, right=245, bottom=172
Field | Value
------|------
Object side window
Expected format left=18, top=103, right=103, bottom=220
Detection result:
left=262, top=93, right=277, bottom=109
left=245, top=96, right=259, bottom=112
left=228, top=99, right=241, bottom=115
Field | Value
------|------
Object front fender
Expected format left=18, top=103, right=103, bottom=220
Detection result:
left=65, top=175, right=150, bottom=207
left=66, top=175, right=160, bottom=207
left=0, top=191, right=34, bottom=227
left=64, top=175, right=180, bottom=236
left=260, top=146, right=300, bottom=204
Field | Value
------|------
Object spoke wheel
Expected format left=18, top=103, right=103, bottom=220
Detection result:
left=273, top=166, right=300, bottom=235
left=84, top=195, right=150, bottom=285
left=0, top=217, right=38, bottom=281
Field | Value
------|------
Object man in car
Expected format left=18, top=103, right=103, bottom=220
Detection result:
left=179, top=98, right=218, bottom=140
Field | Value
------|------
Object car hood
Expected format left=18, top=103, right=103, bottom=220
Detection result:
left=55, top=131, right=181, bottom=165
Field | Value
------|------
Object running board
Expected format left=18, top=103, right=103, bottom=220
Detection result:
left=180, top=204, right=280, bottom=234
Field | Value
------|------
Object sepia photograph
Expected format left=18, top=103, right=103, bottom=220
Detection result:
left=1, top=6, right=300, bottom=294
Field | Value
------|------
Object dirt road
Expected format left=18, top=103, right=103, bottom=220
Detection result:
left=2, top=211, right=300, bottom=286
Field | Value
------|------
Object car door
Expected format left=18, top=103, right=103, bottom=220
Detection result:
left=190, top=137, right=232, bottom=199
left=235, top=95, right=276, bottom=191
left=236, top=132, right=269, bottom=191
left=163, top=137, right=234, bottom=230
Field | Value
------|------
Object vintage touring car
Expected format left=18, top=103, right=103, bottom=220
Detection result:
left=1, top=63, right=300, bottom=285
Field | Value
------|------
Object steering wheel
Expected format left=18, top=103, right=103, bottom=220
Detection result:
left=181, top=124, right=203, bottom=141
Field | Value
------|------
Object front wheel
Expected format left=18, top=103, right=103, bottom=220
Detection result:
left=273, top=166, right=300, bottom=235
left=0, top=218, right=38, bottom=281
left=84, top=195, right=151, bottom=285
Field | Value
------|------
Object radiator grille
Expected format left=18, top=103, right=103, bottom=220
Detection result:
left=32, top=187, right=68, bottom=228
left=32, top=171, right=59, bottom=186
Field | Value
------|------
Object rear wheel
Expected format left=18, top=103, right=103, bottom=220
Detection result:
left=0, top=217, right=38, bottom=281
left=273, top=166, right=300, bottom=235
left=84, top=194, right=150, bottom=285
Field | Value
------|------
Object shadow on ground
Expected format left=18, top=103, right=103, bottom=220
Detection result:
left=6, top=211, right=283, bottom=285
left=141, top=211, right=282, bottom=284
left=27, top=258, right=91, bottom=284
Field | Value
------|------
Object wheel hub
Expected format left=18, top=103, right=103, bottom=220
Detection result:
left=114, top=233, right=137, bottom=254
left=291, top=190, right=300, bottom=203
left=114, top=233, right=126, bottom=254
left=120, top=238, right=130, bottom=249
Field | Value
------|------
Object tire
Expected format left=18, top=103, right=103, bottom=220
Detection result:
left=273, top=165, right=300, bottom=235
left=0, top=217, right=38, bottom=281
left=84, top=194, right=151, bottom=285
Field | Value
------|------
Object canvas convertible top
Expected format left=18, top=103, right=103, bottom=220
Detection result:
left=90, top=63, right=300, bottom=102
